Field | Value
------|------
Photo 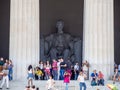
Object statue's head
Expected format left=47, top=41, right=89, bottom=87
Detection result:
left=56, top=19, right=64, bottom=33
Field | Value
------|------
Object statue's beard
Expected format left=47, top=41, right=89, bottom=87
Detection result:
left=57, top=29, right=63, bottom=34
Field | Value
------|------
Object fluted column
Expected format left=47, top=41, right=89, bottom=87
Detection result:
left=9, top=0, right=39, bottom=80
left=83, top=0, right=114, bottom=79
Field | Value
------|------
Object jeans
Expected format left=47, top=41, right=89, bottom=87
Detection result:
left=0, top=76, right=9, bottom=88
left=79, top=82, right=86, bottom=90
left=98, top=79, right=104, bottom=86
left=58, top=70, right=60, bottom=80
left=45, top=72, right=50, bottom=80
left=74, top=73, right=78, bottom=80
left=60, top=69, right=65, bottom=80
left=52, top=70, right=58, bottom=80
left=8, top=69, right=13, bottom=81
left=65, top=83, right=68, bottom=90
left=74, top=70, right=79, bottom=80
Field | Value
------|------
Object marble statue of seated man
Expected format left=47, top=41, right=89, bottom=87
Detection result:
left=40, top=20, right=82, bottom=64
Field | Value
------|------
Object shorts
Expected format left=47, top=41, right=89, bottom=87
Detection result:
left=27, top=73, right=34, bottom=80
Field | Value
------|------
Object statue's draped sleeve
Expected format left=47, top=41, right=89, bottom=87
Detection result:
left=45, top=34, right=54, bottom=54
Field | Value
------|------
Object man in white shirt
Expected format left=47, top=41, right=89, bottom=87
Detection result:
left=77, top=71, right=86, bottom=90
left=57, top=59, right=61, bottom=80
left=74, top=63, right=79, bottom=80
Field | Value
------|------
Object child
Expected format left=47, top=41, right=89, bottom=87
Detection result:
left=27, top=65, right=34, bottom=86
left=64, top=70, right=71, bottom=90
left=46, top=75, right=56, bottom=90
left=45, top=65, right=51, bottom=80
left=0, top=66, right=9, bottom=89
left=35, top=67, right=43, bottom=80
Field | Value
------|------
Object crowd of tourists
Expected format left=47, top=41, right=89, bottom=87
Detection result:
left=26, top=58, right=89, bottom=90
left=31, top=59, right=89, bottom=81
left=26, top=58, right=107, bottom=90
left=0, top=56, right=119, bottom=90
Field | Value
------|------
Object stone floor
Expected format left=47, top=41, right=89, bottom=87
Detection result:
left=0, top=80, right=120, bottom=90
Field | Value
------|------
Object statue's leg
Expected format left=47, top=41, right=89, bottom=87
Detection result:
left=63, top=49, right=70, bottom=61
left=40, top=39, right=45, bottom=61
left=50, top=48, right=58, bottom=60
left=74, top=40, right=82, bottom=66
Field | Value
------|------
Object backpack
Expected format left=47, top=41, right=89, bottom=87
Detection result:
left=91, top=80, right=97, bottom=86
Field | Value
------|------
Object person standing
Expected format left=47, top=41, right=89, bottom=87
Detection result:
left=57, top=59, right=61, bottom=80
left=45, top=61, right=51, bottom=80
left=82, top=60, right=89, bottom=80
left=52, top=59, right=58, bottom=80
left=27, top=65, right=34, bottom=87
left=77, top=71, right=87, bottom=90
left=8, top=60, right=13, bottom=81
left=74, top=62, right=79, bottom=80
left=39, top=61, right=44, bottom=70
left=0, top=66, right=9, bottom=89
left=64, top=70, right=71, bottom=90
left=60, top=58, right=67, bottom=80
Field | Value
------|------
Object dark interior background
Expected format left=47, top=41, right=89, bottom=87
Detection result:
left=114, top=0, right=120, bottom=64
left=0, top=0, right=10, bottom=59
left=40, top=0, right=84, bottom=39
left=0, top=0, right=120, bottom=64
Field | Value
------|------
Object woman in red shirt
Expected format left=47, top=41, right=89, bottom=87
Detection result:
left=97, top=71, right=104, bottom=86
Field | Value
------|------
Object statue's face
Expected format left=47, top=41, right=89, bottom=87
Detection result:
left=56, top=21, right=64, bottom=33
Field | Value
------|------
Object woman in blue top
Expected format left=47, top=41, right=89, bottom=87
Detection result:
left=91, top=70, right=98, bottom=86
left=27, top=65, right=34, bottom=86
left=8, top=60, right=13, bottom=81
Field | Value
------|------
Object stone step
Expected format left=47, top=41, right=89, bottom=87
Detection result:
left=0, top=80, right=120, bottom=90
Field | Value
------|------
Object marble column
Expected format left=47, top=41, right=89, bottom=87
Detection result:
left=9, top=0, right=39, bottom=80
left=83, top=0, right=114, bottom=79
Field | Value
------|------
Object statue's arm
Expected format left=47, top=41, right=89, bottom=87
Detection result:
left=44, top=40, right=49, bottom=55
left=68, top=35, right=74, bottom=50
left=69, top=41, right=74, bottom=51
left=45, top=34, right=54, bottom=53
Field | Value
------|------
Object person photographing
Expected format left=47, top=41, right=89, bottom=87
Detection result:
left=0, top=66, right=9, bottom=89
left=77, top=71, right=87, bottom=90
